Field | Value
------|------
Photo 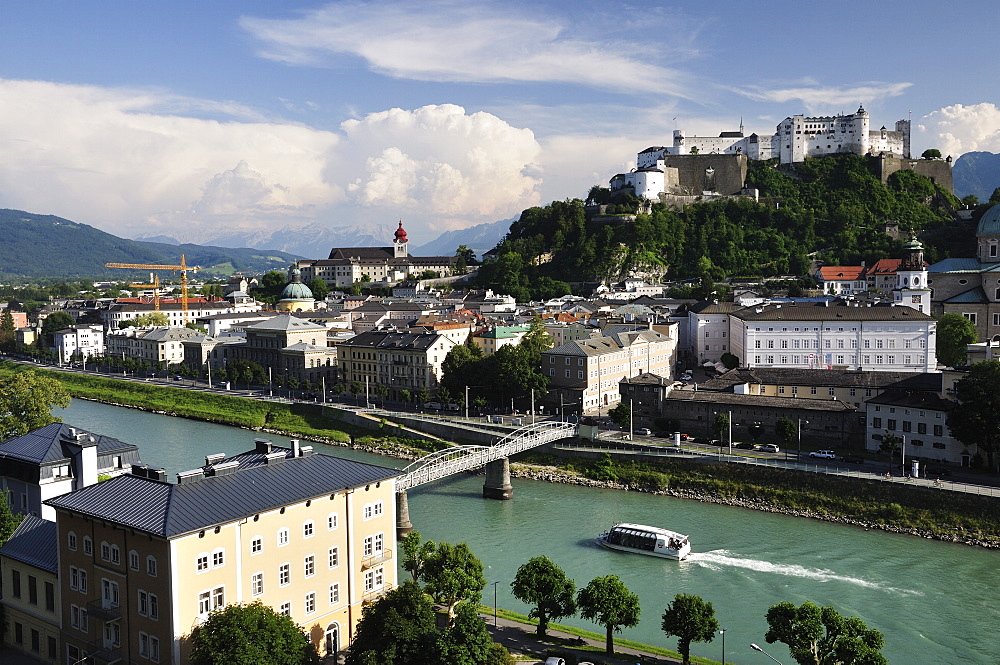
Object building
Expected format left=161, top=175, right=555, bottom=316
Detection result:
left=684, top=301, right=743, bottom=366
left=103, top=301, right=248, bottom=330
left=864, top=389, right=964, bottom=466
left=106, top=326, right=202, bottom=366
left=0, top=423, right=141, bottom=521
left=45, top=440, right=400, bottom=664
left=730, top=301, right=937, bottom=373
left=473, top=325, right=531, bottom=355
left=336, top=330, right=456, bottom=399
left=52, top=324, right=105, bottom=363
left=542, top=328, right=677, bottom=413
left=277, top=268, right=316, bottom=313
left=0, top=515, right=61, bottom=663
left=296, top=222, right=458, bottom=288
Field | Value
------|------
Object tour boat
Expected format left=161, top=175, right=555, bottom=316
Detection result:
left=596, top=523, right=691, bottom=560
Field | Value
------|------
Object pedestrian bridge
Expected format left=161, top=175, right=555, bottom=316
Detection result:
left=396, top=420, right=577, bottom=492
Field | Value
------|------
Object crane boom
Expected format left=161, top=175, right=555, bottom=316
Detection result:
left=105, top=254, right=199, bottom=315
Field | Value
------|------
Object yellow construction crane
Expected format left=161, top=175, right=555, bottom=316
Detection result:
left=127, top=274, right=162, bottom=311
left=105, top=254, right=199, bottom=314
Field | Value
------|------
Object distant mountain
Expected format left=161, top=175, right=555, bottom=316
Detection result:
left=0, top=209, right=300, bottom=280
left=953, top=151, right=1000, bottom=201
left=413, top=218, right=513, bottom=259
left=180, top=223, right=398, bottom=258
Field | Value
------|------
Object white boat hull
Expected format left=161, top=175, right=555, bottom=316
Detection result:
left=596, top=535, right=691, bottom=561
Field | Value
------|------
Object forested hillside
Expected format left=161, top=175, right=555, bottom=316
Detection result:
left=476, top=155, right=982, bottom=301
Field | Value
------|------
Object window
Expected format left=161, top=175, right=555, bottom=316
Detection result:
left=963, top=312, right=977, bottom=324
left=933, top=424, right=943, bottom=436
left=70, top=566, right=78, bottom=591
left=212, top=549, right=225, bottom=568
left=150, top=593, right=158, bottom=620
left=197, top=554, right=209, bottom=572
left=147, top=556, right=157, bottom=577
left=305, top=555, right=316, bottom=578
left=102, top=578, right=120, bottom=607
left=101, top=541, right=111, bottom=561
left=279, top=563, right=290, bottom=586
left=364, top=566, right=385, bottom=593
left=29, top=575, right=38, bottom=604
left=150, top=636, right=160, bottom=663
left=278, top=528, right=290, bottom=547
left=212, top=586, right=225, bottom=610
left=327, top=513, right=338, bottom=531
left=810, top=386, right=817, bottom=395
left=68, top=531, right=78, bottom=551
left=250, top=536, right=263, bottom=555
left=303, top=520, right=314, bottom=538
left=918, top=423, right=927, bottom=434
left=330, top=583, right=340, bottom=604
left=139, top=590, right=149, bottom=616
left=280, top=601, right=291, bottom=616
left=828, top=387, right=836, bottom=396
left=130, top=550, right=140, bottom=570
left=328, top=547, right=339, bottom=569
left=902, top=421, right=911, bottom=433
left=12, top=569, right=21, bottom=598
left=79, top=570, right=87, bottom=593
left=363, top=501, right=384, bottom=520
left=252, top=573, right=264, bottom=597
left=45, top=581, right=54, bottom=612
left=305, top=592, right=316, bottom=614
left=887, top=419, right=897, bottom=430
left=873, top=418, right=882, bottom=429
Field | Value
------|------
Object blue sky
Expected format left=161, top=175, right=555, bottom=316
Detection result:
left=2, top=0, right=998, bottom=245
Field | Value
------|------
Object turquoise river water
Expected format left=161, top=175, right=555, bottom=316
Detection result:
left=61, top=400, right=999, bottom=664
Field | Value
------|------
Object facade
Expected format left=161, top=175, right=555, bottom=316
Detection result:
left=0, top=516, right=61, bottom=663
left=0, top=423, right=140, bottom=521
left=864, top=389, right=965, bottom=466
left=542, top=328, right=677, bottom=412
left=685, top=301, right=742, bottom=366
left=52, top=324, right=105, bottom=363
left=45, top=441, right=400, bottom=664
left=106, top=326, right=202, bottom=365
left=473, top=325, right=531, bottom=355
left=730, top=301, right=937, bottom=373
left=103, top=301, right=249, bottom=330
left=336, top=330, right=456, bottom=399
left=211, top=314, right=339, bottom=385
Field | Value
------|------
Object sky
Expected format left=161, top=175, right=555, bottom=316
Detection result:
left=2, top=0, right=999, bottom=246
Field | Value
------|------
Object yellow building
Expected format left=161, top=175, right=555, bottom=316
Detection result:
left=46, top=440, right=400, bottom=664
left=0, top=515, right=62, bottom=663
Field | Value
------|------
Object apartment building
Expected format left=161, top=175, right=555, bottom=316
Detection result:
left=0, top=516, right=61, bottom=663
left=45, top=440, right=400, bottom=664
left=52, top=324, right=105, bottom=363
left=106, top=327, right=201, bottom=365
left=336, top=330, right=456, bottom=399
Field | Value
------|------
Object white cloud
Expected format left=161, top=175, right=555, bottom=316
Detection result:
left=917, top=103, right=1000, bottom=157
left=240, top=1, right=692, bottom=97
left=732, top=81, right=912, bottom=115
left=0, top=79, right=544, bottom=242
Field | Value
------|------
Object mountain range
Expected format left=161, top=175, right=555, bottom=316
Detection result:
left=953, top=151, right=1000, bottom=201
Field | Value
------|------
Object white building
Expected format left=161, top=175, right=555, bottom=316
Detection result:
left=684, top=302, right=743, bottom=366
left=106, top=326, right=202, bottom=365
left=52, top=324, right=104, bottom=363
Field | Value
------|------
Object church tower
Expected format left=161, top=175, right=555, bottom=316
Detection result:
left=893, top=236, right=930, bottom=315
left=393, top=221, right=409, bottom=259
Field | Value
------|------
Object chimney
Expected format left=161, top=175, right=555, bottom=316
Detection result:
left=255, top=438, right=273, bottom=454
left=265, top=451, right=286, bottom=465
left=300, top=445, right=314, bottom=457
left=291, top=439, right=301, bottom=457
left=205, top=453, right=225, bottom=466
left=177, top=469, right=206, bottom=484
left=208, top=460, right=239, bottom=477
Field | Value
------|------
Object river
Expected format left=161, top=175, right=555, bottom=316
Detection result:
left=61, top=400, right=998, bottom=664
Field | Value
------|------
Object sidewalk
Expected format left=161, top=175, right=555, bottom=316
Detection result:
left=483, top=613, right=683, bottom=665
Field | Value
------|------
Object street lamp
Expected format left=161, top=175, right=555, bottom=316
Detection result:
left=797, top=418, right=809, bottom=461
left=720, top=627, right=727, bottom=665
left=489, top=580, right=501, bottom=627
left=750, top=643, right=783, bottom=664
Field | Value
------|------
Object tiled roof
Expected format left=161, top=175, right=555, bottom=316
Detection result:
left=819, top=266, right=865, bottom=280
left=46, top=449, right=400, bottom=538
left=0, top=423, right=136, bottom=465
left=0, top=515, right=58, bottom=572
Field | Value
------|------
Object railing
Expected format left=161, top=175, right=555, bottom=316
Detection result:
left=86, top=598, right=120, bottom=622
left=362, top=583, right=395, bottom=604
left=87, top=639, right=123, bottom=665
left=361, top=549, right=393, bottom=570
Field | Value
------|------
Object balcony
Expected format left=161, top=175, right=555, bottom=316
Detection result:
left=87, top=639, right=123, bottom=665
left=87, top=598, right=121, bottom=622
left=362, top=582, right=395, bottom=604
left=361, top=549, right=392, bottom=570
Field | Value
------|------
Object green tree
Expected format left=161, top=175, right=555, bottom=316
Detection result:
left=921, top=148, right=942, bottom=160
left=0, top=489, right=24, bottom=547
left=190, top=601, right=320, bottom=665
left=135, top=312, right=170, bottom=327
left=346, top=581, right=436, bottom=665
left=878, top=431, right=903, bottom=458
left=764, top=601, right=887, bottom=665
left=660, top=594, right=719, bottom=665
left=260, top=271, right=286, bottom=290
left=511, top=556, right=577, bottom=636
left=400, top=530, right=436, bottom=583
left=576, top=574, right=641, bottom=654
left=0, top=309, right=16, bottom=351
left=422, top=542, right=487, bottom=617
left=608, top=401, right=631, bottom=431
left=0, top=369, right=72, bottom=440
left=776, top=417, right=797, bottom=449
left=948, top=360, right=1000, bottom=471
left=308, top=278, right=330, bottom=301
left=713, top=412, right=729, bottom=441
left=201, top=283, right=224, bottom=298
left=720, top=351, right=739, bottom=370
left=936, top=313, right=978, bottom=367
left=40, top=311, right=75, bottom=346
left=435, top=603, right=512, bottom=665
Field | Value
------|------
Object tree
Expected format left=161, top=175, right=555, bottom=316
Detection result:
left=936, top=313, right=978, bottom=368
left=436, top=602, right=512, bottom=665
left=0, top=369, right=71, bottom=440
left=260, top=270, right=286, bottom=290
left=921, top=148, right=942, bottom=160
left=576, top=574, right=641, bottom=654
left=190, top=601, right=320, bottom=665
left=0, top=309, right=16, bottom=351
left=400, top=530, right=436, bottom=583
left=40, top=311, right=74, bottom=346
left=764, top=601, right=887, bottom=665
left=608, top=401, right=631, bottom=431
left=720, top=351, right=739, bottom=370
left=660, top=594, right=719, bottom=665
left=0, top=489, right=23, bottom=548
left=776, top=417, right=797, bottom=449
left=878, top=431, right=902, bottom=458
left=135, top=312, right=170, bottom=327
left=511, top=556, right=577, bottom=636
left=345, top=581, right=436, bottom=665
left=713, top=412, right=729, bottom=441
left=308, top=278, right=330, bottom=301
left=948, top=360, right=1000, bottom=471
left=422, top=541, right=487, bottom=617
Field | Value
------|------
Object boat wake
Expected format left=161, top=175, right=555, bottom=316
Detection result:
left=685, top=550, right=922, bottom=596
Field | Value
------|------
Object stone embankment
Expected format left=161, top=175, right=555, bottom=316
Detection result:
left=510, top=464, right=1000, bottom=550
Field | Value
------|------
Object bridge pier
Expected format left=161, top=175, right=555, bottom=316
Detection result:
left=482, top=457, right=513, bottom=500
left=396, top=491, right=414, bottom=539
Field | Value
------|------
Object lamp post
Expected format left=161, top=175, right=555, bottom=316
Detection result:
left=750, top=643, right=783, bottom=664
left=797, top=418, right=809, bottom=461
left=901, top=434, right=906, bottom=477
left=465, top=385, right=469, bottom=420
left=489, top=580, right=501, bottom=627
left=720, top=627, right=727, bottom=665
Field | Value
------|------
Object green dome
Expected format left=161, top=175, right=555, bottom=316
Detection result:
left=977, top=203, right=1000, bottom=237
left=279, top=268, right=313, bottom=301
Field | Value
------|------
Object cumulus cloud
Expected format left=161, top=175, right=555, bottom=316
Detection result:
left=0, top=79, right=544, bottom=241
left=240, top=1, right=692, bottom=97
left=732, top=81, right=912, bottom=114
left=917, top=103, right=1000, bottom=157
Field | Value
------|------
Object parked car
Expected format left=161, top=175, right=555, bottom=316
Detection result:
left=809, top=450, right=837, bottom=459
left=735, top=441, right=756, bottom=450
left=635, top=428, right=652, bottom=436
left=841, top=454, right=865, bottom=464
left=690, top=436, right=710, bottom=444
left=173, top=375, right=183, bottom=381
left=759, top=443, right=780, bottom=453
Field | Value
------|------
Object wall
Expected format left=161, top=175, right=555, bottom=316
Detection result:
left=658, top=154, right=748, bottom=195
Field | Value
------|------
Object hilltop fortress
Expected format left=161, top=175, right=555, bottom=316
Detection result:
left=610, top=106, right=952, bottom=202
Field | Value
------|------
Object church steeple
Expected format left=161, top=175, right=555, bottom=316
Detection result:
left=394, top=220, right=409, bottom=259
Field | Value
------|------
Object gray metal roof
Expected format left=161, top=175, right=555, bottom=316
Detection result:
left=976, top=203, right=1000, bottom=237
left=732, top=301, right=933, bottom=322
left=247, top=313, right=327, bottom=332
left=0, top=515, right=58, bottom=573
left=701, top=368, right=941, bottom=392
left=0, top=423, right=137, bottom=465
left=46, top=448, right=400, bottom=538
